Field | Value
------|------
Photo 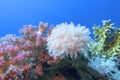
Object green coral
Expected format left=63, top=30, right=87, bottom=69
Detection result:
left=91, top=20, right=120, bottom=57
left=106, top=28, right=120, bottom=56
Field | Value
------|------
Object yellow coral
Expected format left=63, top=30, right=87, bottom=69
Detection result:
left=107, top=28, right=120, bottom=56
left=91, top=20, right=120, bottom=57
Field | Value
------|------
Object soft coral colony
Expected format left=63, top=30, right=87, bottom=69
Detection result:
left=0, top=22, right=58, bottom=80
left=0, top=20, right=119, bottom=80
left=47, top=22, right=91, bottom=59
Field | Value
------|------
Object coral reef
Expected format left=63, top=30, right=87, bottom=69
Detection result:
left=0, top=20, right=120, bottom=80
left=88, top=20, right=120, bottom=80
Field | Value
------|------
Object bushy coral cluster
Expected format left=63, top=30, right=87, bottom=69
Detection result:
left=0, top=20, right=120, bottom=80
left=0, top=22, right=59, bottom=79
left=88, top=55, right=120, bottom=80
left=88, top=20, right=120, bottom=80
left=3, top=65, right=23, bottom=80
left=91, top=19, right=120, bottom=57
left=47, top=22, right=91, bottom=58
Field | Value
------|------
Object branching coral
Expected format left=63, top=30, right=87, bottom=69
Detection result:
left=1, top=20, right=120, bottom=80
left=0, top=22, right=58, bottom=79
left=88, top=20, right=120, bottom=80
left=91, top=19, right=120, bottom=57
left=107, top=27, right=120, bottom=56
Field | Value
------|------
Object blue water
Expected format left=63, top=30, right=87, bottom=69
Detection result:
left=0, top=0, right=120, bottom=37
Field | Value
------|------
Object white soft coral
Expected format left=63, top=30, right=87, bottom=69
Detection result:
left=88, top=56, right=116, bottom=75
left=47, top=22, right=91, bottom=58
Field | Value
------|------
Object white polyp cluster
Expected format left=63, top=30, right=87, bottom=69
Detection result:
left=47, top=22, right=91, bottom=58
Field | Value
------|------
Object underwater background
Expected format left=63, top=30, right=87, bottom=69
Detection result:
left=0, top=0, right=120, bottom=37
